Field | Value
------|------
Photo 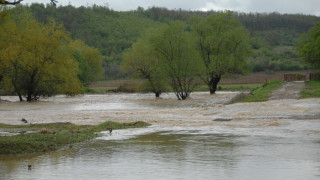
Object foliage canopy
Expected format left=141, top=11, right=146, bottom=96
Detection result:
left=190, top=12, right=251, bottom=94
left=122, top=29, right=166, bottom=97
left=151, top=21, right=202, bottom=100
left=297, top=23, right=320, bottom=69
left=0, top=10, right=82, bottom=101
left=70, top=40, right=103, bottom=86
left=13, top=4, right=319, bottom=79
left=123, top=21, right=202, bottom=100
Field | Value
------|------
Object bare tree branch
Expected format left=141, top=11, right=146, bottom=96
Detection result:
left=51, top=0, right=57, bottom=6
left=0, top=0, right=23, bottom=5
left=0, top=0, right=58, bottom=5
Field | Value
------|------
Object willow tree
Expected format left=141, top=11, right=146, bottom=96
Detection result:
left=190, top=12, right=251, bottom=94
left=0, top=12, right=82, bottom=101
left=152, top=21, right=202, bottom=100
left=122, top=29, right=166, bottom=98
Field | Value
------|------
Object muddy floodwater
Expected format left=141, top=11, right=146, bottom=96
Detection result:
left=1, top=92, right=320, bottom=179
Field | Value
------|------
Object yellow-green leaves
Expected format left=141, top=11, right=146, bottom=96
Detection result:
left=0, top=11, right=82, bottom=101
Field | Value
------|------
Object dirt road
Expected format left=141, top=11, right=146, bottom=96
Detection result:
left=269, top=81, right=306, bottom=100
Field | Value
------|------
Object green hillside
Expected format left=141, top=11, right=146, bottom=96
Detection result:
left=20, top=4, right=320, bottom=79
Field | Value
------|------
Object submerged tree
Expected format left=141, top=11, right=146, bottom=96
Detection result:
left=122, top=30, right=166, bottom=98
left=190, top=12, right=251, bottom=94
left=0, top=11, right=82, bottom=101
left=296, top=23, right=320, bottom=70
left=152, top=21, right=202, bottom=100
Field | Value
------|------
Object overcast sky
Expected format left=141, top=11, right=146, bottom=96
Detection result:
left=22, top=0, right=320, bottom=16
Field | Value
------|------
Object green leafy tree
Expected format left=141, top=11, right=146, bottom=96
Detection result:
left=190, top=12, right=251, bottom=94
left=297, top=23, right=320, bottom=69
left=69, top=40, right=103, bottom=86
left=0, top=11, right=82, bottom=101
left=122, top=30, right=166, bottom=98
left=152, top=21, right=202, bottom=100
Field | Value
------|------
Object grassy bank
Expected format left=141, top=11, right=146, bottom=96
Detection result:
left=301, top=81, right=320, bottom=98
left=0, top=121, right=150, bottom=154
left=240, top=80, right=284, bottom=102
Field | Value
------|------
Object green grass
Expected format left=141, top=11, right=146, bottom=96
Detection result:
left=240, top=80, right=284, bottom=102
left=0, top=121, right=150, bottom=154
left=301, top=81, right=320, bottom=98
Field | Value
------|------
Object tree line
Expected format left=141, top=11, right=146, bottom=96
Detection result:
left=13, top=4, right=320, bottom=79
left=1, top=3, right=319, bottom=101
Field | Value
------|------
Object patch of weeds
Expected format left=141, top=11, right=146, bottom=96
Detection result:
left=301, top=81, right=320, bottom=98
left=240, top=80, right=284, bottom=102
left=0, top=121, right=150, bottom=154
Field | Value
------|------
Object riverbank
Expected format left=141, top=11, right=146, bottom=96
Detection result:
left=238, top=80, right=284, bottom=102
left=0, top=121, right=150, bottom=154
left=88, top=70, right=313, bottom=93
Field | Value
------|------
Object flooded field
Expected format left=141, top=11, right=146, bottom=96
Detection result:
left=1, top=92, right=320, bottom=179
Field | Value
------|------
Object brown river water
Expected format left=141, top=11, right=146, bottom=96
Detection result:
left=0, top=92, right=320, bottom=180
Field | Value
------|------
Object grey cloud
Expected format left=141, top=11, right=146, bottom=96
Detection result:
left=22, top=0, right=320, bottom=16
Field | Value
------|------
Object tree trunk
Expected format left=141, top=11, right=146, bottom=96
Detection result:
left=209, top=75, right=221, bottom=94
left=12, top=83, right=23, bottom=101
left=180, top=95, right=187, bottom=100
left=27, top=94, right=32, bottom=102
left=175, top=91, right=189, bottom=100
left=26, top=84, right=34, bottom=102
left=18, top=93, right=23, bottom=101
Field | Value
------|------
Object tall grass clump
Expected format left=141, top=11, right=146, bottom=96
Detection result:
left=301, top=81, right=320, bottom=98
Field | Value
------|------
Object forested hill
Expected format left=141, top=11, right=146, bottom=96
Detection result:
left=23, top=4, right=320, bottom=79
left=146, top=7, right=318, bottom=31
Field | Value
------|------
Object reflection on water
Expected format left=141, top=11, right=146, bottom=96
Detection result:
left=1, top=126, right=320, bottom=180
left=1, top=93, right=320, bottom=179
